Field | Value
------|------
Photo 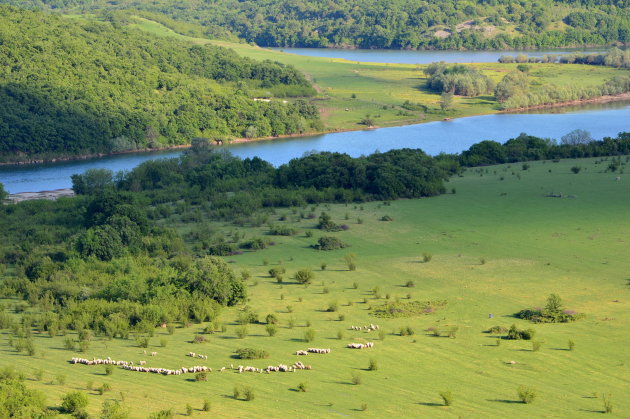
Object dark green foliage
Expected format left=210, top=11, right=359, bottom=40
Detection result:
left=314, top=236, right=348, bottom=251
left=425, top=63, right=493, bottom=96
left=61, top=391, right=88, bottom=414
left=101, top=400, right=131, bottom=419
left=235, top=348, right=269, bottom=359
left=31, top=1, right=630, bottom=51
left=202, top=400, right=211, bottom=412
left=268, top=225, right=298, bottom=236
left=371, top=300, right=447, bottom=318
left=294, top=269, right=314, bottom=284
left=195, top=372, right=208, bottom=382
left=297, top=382, right=307, bottom=392
left=516, top=294, right=584, bottom=323
left=0, top=6, right=319, bottom=162
left=0, top=370, right=49, bottom=417
left=439, top=390, right=453, bottom=406
left=506, top=324, right=536, bottom=340
left=368, top=358, right=378, bottom=371
left=265, top=314, right=278, bottom=324
left=380, top=215, right=393, bottom=221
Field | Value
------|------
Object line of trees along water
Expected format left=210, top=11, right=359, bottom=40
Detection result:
left=5, top=0, right=629, bottom=50
left=1, top=132, right=630, bottom=339
left=0, top=6, right=320, bottom=163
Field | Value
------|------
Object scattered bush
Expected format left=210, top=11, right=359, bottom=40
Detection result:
left=304, top=328, right=315, bottom=342
left=517, top=385, right=537, bottom=404
left=265, top=324, right=277, bottom=337
left=568, top=339, right=575, bottom=351
left=351, top=372, right=362, bottom=385
left=439, top=390, right=453, bottom=406
left=202, top=399, right=211, bottom=412
left=506, top=324, right=536, bottom=340
left=327, top=301, right=339, bottom=312
left=368, top=358, right=378, bottom=371
left=186, top=404, right=193, bottom=416
left=235, top=348, right=269, bottom=359
left=243, top=386, right=255, bottom=401
left=61, top=391, right=89, bottom=414
left=193, top=335, right=206, bottom=344
left=313, top=236, right=348, bottom=251
left=266, top=314, right=278, bottom=324
left=603, top=393, right=613, bottom=413
left=405, top=280, right=415, bottom=288
left=399, top=326, right=415, bottom=336
left=294, top=269, right=314, bottom=284
left=297, top=382, right=308, bottom=392
left=380, top=215, right=393, bottom=221
left=422, top=252, right=432, bottom=263
left=486, top=325, right=508, bottom=334
left=516, top=294, right=584, bottom=323
left=532, top=340, right=542, bottom=352
left=195, top=372, right=208, bottom=382
left=105, top=365, right=114, bottom=376
left=571, top=166, right=581, bottom=174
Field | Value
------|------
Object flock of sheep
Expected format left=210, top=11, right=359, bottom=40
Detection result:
left=347, top=342, right=375, bottom=349
left=70, top=357, right=130, bottom=366
left=187, top=352, right=208, bottom=360
left=238, top=361, right=311, bottom=373
left=122, top=364, right=210, bottom=376
left=295, top=348, right=331, bottom=355
left=350, top=324, right=380, bottom=331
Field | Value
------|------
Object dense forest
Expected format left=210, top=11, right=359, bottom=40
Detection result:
left=0, top=6, right=320, bottom=162
left=4, top=0, right=630, bottom=50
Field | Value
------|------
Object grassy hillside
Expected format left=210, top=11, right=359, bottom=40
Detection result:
left=2, top=156, right=629, bottom=417
left=131, top=17, right=630, bottom=130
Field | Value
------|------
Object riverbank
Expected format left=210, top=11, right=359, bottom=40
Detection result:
left=6, top=188, right=74, bottom=203
left=501, top=91, right=630, bottom=112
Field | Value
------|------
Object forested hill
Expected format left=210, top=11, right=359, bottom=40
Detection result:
left=6, top=0, right=630, bottom=50
left=0, top=6, right=319, bottom=162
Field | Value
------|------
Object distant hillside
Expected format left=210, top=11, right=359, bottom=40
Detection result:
left=0, top=6, right=319, bottom=162
left=4, top=0, right=630, bottom=50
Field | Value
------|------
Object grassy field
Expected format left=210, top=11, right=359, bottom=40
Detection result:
left=128, top=17, right=630, bottom=132
left=3, top=156, right=630, bottom=417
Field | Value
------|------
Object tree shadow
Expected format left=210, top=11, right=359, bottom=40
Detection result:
left=487, top=399, right=522, bottom=404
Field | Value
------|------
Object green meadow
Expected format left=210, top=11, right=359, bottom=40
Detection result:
left=2, top=156, right=629, bottom=417
left=129, top=17, right=630, bottom=131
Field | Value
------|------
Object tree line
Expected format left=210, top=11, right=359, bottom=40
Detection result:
left=5, top=0, right=629, bottom=50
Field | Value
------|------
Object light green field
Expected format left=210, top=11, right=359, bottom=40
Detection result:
left=128, top=17, right=630, bottom=131
left=3, top=157, right=630, bottom=417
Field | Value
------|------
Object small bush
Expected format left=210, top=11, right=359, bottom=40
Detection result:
left=352, top=282, right=358, bottom=289
left=105, top=365, right=114, bottom=376
left=568, top=339, right=575, bottom=351
left=167, top=325, right=175, bottom=335
left=517, top=385, right=537, bottom=404
left=360, top=403, right=368, bottom=411
left=439, top=390, right=453, bottom=406
left=603, top=393, right=613, bottom=413
left=62, top=391, right=89, bottom=414
left=266, top=314, right=278, bottom=324
left=571, top=166, right=581, bottom=174
left=64, top=337, right=75, bottom=351
left=313, top=236, right=348, bottom=251
left=297, top=382, right=307, bottom=392
left=338, top=314, right=345, bottom=321
left=380, top=215, right=393, bottom=221
left=185, top=404, right=193, bottom=416
left=351, top=372, right=362, bottom=385
left=422, top=252, right=432, bottom=263
left=56, top=374, right=66, bottom=385
left=235, top=326, right=248, bottom=339
left=304, top=328, right=315, bottom=342
left=506, top=324, right=536, bottom=340
left=295, top=269, right=314, bottom=284
left=233, top=386, right=241, bottom=399
left=195, top=372, right=208, bottom=382
left=159, top=338, right=168, bottom=347
left=137, top=337, right=150, bottom=348
left=327, top=301, right=339, bottom=312
left=33, top=368, right=43, bottom=381
left=532, top=340, right=541, bottom=352
left=486, top=325, right=508, bottom=334
left=378, top=330, right=386, bottom=340
left=337, top=330, right=344, bottom=340
left=193, top=335, right=206, bottom=344
left=235, top=348, right=269, bottom=359
left=368, top=358, right=378, bottom=371
left=265, top=324, right=277, bottom=337
left=243, top=387, right=255, bottom=401
left=405, top=280, right=415, bottom=288
left=202, top=399, right=211, bottom=412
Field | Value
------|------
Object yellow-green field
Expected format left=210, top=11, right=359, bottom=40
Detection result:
left=2, top=157, right=630, bottom=417
left=129, top=17, right=630, bottom=132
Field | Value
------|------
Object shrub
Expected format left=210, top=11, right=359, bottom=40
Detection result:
left=368, top=358, right=378, bottom=371
left=62, top=391, right=89, bottom=414
left=603, top=393, right=613, bottom=413
left=233, top=386, right=240, bottom=399
left=304, top=328, right=315, bottom=342
left=235, top=326, right=248, bottom=339
left=506, top=324, right=536, bottom=340
left=344, top=253, right=357, bottom=271
left=269, top=267, right=286, bottom=281
left=265, top=324, right=277, bottom=337
left=294, top=269, right=314, bottom=284
left=352, top=282, right=358, bottom=289
left=297, top=382, right=307, bottom=392
left=360, top=403, right=368, bottom=411
left=486, top=325, right=508, bottom=334
left=286, top=305, right=294, bottom=313
left=235, top=348, right=269, bottom=359
left=378, top=330, right=386, bottom=340
left=288, top=318, right=296, bottom=328
left=337, top=330, right=344, bottom=340
left=193, top=335, right=206, bottom=344
left=33, top=368, right=43, bottom=381
left=186, top=404, right=193, bottom=416
left=167, top=325, right=175, bottom=335
left=327, top=301, right=339, bottom=312
left=64, top=337, right=75, bottom=351
left=405, top=280, right=415, bottom=288
left=571, top=166, right=581, bottom=174
left=148, top=409, right=173, bottom=419
left=532, top=340, right=542, bottom=352
left=422, top=252, right=432, bottom=263
left=338, top=314, right=345, bottom=321
left=517, top=385, right=537, bottom=404
left=320, top=262, right=327, bottom=270
left=568, top=339, right=575, bottom=351
left=351, top=372, right=362, bottom=385
left=202, top=399, right=211, bottom=412
left=101, top=400, right=130, bottom=419
left=447, top=326, right=459, bottom=338
left=439, top=390, right=453, bottom=406
left=313, top=236, right=348, bottom=251
left=160, top=338, right=168, bottom=347
left=380, top=215, right=393, bottom=221
left=137, top=337, right=150, bottom=348
left=243, top=386, right=255, bottom=401
left=56, top=374, right=66, bottom=385
left=105, top=365, right=114, bottom=376
left=266, top=314, right=278, bottom=324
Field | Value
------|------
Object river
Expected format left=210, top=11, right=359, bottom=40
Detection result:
left=271, top=47, right=606, bottom=64
left=2, top=100, right=629, bottom=194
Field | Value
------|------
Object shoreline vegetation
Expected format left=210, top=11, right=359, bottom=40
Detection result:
left=3, top=91, right=630, bottom=167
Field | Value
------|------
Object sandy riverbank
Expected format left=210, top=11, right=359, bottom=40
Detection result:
left=6, top=188, right=75, bottom=203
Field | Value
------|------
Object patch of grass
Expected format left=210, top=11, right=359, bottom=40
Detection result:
left=371, top=300, right=447, bottom=318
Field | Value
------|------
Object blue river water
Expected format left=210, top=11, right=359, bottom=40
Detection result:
left=1, top=101, right=629, bottom=194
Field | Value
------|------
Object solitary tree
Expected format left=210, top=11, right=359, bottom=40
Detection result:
left=0, top=182, right=7, bottom=201
left=561, top=129, right=593, bottom=145
left=440, top=92, right=454, bottom=111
